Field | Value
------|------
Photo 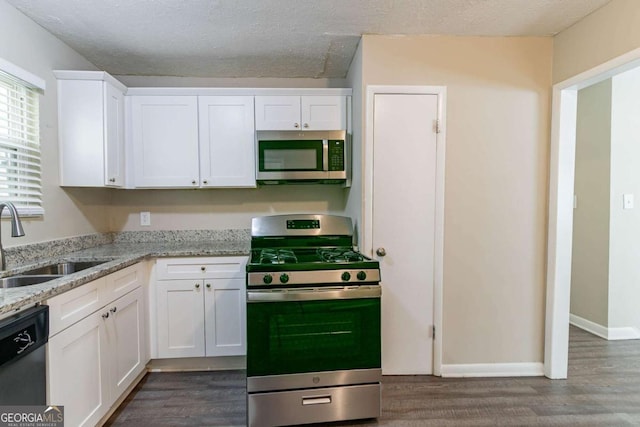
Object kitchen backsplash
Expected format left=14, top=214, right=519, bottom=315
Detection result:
left=5, top=229, right=250, bottom=268
left=112, top=229, right=250, bottom=243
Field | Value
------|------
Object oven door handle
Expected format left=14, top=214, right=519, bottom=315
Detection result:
left=247, top=286, right=381, bottom=302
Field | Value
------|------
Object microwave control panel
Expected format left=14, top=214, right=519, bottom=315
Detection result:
left=328, top=140, right=345, bottom=171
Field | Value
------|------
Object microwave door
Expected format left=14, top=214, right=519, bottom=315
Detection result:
left=258, top=140, right=330, bottom=181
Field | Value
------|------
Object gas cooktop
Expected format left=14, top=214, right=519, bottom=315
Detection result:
left=247, top=247, right=377, bottom=272
left=246, top=214, right=380, bottom=286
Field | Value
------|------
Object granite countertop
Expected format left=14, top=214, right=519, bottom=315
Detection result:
left=0, top=240, right=250, bottom=316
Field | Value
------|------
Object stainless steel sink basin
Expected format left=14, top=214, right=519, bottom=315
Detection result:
left=1, top=260, right=111, bottom=289
left=18, top=260, right=109, bottom=276
left=1, top=275, right=63, bottom=288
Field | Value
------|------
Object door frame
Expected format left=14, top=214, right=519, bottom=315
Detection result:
left=363, top=85, right=447, bottom=376
left=545, top=48, right=640, bottom=379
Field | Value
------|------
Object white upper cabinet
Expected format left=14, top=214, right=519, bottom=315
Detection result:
left=130, top=95, right=200, bottom=188
left=198, top=96, right=256, bottom=187
left=130, top=95, right=256, bottom=188
left=104, top=83, right=125, bottom=186
left=254, top=96, right=301, bottom=130
left=255, top=95, right=346, bottom=130
left=55, top=71, right=126, bottom=187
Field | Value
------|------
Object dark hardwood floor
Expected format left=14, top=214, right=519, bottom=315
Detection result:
left=105, top=326, right=640, bottom=426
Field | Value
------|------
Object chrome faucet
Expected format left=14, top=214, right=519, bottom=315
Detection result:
left=0, top=202, right=25, bottom=270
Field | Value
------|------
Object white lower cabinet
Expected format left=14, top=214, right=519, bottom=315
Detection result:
left=155, top=257, right=247, bottom=358
left=47, top=263, right=147, bottom=427
left=48, top=306, right=109, bottom=427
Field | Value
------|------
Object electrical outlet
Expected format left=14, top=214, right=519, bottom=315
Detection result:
left=140, top=211, right=151, bottom=226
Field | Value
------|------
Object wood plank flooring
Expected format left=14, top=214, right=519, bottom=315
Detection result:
left=105, top=326, right=640, bottom=426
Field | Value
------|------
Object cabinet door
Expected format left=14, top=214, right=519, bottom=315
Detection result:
left=48, top=310, right=110, bottom=427
left=131, top=96, right=200, bottom=188
left=57, top=79, right=106, bottom=187
left=156, top=280, right=205, bottom=358
left=198, top=96, right=256, bottom=187
left=108, top=287, right=146, bottom=398
left=204, top=277, right=246, bottom=356
left=104, top=82, right=125, bottom=187
left=255, top=96, right=301, bottom=130
left=301, top=96, right=346, bottom=130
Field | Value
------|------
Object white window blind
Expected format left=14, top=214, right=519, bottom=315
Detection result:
left=0, top=68, right=43, bottom=216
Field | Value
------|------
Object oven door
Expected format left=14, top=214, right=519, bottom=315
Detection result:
left=246, top=286, right=381, bottom=378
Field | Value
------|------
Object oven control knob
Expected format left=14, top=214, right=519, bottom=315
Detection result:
left=357, top=271, right=367, bottom=281
left=279, top=273, right=289, bottom=284
left=341, top=272, right=351, bottom=281
left=263, top=275, right=273, bottom=284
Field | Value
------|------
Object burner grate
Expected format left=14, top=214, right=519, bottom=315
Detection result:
left=317, top=248, right=364, bottom=263
left=259, top=249, right=298, bottom=264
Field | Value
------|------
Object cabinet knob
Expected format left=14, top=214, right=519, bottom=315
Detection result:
left=206, top=283, right=211, bottom=289
left=294, top=123, right=300, bottom=128
left=102, top=312, right=109, bottom=319
left=192, top=180, right=197, bottom=185
left=110, top=307, right=117, bottom=313
left=195, top=283, right=200, bottom=289
left=303, top=123, right=309, bottom=128
left=200, top=266, right=206, bottom=272
left=203, top=180, right=208, bottom=185
left=109, top=178, right=116, bottom=183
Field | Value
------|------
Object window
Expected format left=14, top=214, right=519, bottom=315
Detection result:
left=0, top=59, right=45, bottom=216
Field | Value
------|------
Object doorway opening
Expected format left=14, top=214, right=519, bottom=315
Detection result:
left=545, top=48, right=640, bottom=379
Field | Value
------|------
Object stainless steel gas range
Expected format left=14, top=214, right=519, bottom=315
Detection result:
left=246, top=214, right=382, bottom=427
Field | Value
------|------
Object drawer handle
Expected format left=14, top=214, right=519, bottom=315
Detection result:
left=206, top=283, right=211, bottom=289
left=201, top=266, right=206, bottom=272
left=195, top=283, right=200, bottom=289
left=102, top=312, right=109, bottom=319
left=302, top=396, right=331, bottom=406
left=110, top=307, right=117, bottom=314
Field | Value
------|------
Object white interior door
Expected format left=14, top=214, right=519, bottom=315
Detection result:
left=373, top=93, right=438, bottom=374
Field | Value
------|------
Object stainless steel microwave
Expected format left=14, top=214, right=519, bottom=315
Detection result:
left=256, top=130, right=349, bottom=185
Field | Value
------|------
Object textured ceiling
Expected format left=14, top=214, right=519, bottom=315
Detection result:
left=7, top=0, right=611, bottom=78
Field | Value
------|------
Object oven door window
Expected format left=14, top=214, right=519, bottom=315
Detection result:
left=247, top=298, right=380, bottom=377
left=258, top=140, right=323, bottom=171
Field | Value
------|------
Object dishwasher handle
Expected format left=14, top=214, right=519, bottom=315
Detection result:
left=0, top=305, right=48, bottom=369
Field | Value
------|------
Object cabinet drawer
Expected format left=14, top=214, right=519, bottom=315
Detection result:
left=156, top=257, right=247, bottom=280
left=48, top=277, right=107, bottom=337
left=106, top=262, right=144, bottom=301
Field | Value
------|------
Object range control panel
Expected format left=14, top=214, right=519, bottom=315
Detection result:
left=286, top=219, right=320, bottom=229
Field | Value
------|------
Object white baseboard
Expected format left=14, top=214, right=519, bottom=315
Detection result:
left=570, top=313, right=640, bottom=340
left=440, top=362, right=544, bottom=378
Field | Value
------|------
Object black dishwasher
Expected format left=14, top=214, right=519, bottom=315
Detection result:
left=0, top=305, right=49, bottom=405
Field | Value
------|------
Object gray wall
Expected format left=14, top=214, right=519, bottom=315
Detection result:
left=571, top=79, right=612, bottom=327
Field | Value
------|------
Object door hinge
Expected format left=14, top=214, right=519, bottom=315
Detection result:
left=432, top=325, right=436, bottom=340
left=434, top=120, right=441, bottom=134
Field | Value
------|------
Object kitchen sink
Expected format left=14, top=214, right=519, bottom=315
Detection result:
left=17, top=260, right=109, bottom=276
left=1, top=260, right=111, bottom=288
left=1, top=275, right=63, bottom=288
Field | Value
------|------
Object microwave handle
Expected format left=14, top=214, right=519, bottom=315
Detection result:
left=322, top=140, right=328, bottom=171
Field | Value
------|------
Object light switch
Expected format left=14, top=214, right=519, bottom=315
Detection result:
left=140, top=211, right=151, bottom=226
left=623, top=194, right=634, bottom=210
